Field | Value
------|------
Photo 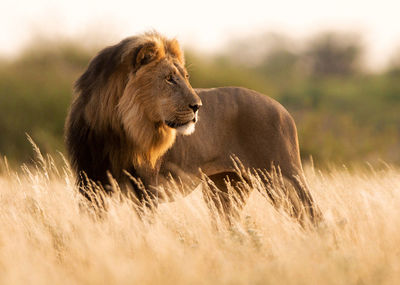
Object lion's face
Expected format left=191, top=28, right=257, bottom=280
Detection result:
left=149, top=58, right=201, bottom=135
left=118, top=37, right=202, bottom=139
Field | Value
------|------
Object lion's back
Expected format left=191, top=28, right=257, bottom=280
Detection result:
left=194, top=87, right=295, bottom=137
left=166, top=87, right=300, bottom=173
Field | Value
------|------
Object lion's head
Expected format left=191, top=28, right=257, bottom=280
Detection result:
left=73, top=32, right=201, bottom=167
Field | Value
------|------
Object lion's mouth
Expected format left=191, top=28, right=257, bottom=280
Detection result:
left=165, top=118, right=196, bottom=129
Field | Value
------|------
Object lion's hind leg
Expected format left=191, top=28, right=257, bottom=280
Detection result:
left=283, top=174, right=323, bottom=226
left=255, top=167, right=322, bottom=227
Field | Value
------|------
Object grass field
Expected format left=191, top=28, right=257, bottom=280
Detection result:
left=1, top=149, right=400, bottom=285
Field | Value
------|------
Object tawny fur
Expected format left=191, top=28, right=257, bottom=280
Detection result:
left=65, top=31, right=321, bottom=225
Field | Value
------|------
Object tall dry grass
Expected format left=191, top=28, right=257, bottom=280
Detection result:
left=0, top=148, right=400, bottom=285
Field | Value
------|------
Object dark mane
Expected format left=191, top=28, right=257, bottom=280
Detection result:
left=65, top=32, right=188, bottom=204
left=65, top=37, right=147, bottom=202
left=75, top=39, right=130, bottom=103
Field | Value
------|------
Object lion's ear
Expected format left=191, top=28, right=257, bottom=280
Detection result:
left=132, top=42, right=160, bottom=72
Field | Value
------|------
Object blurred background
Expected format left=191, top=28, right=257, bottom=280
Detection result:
left=1, top=0, right=400, bottom=168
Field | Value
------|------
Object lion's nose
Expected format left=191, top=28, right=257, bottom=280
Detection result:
left=189, top=103, right=201, bottom=113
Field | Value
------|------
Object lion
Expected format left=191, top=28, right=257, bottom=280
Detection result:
left=65, top=31, right=321, bottom=225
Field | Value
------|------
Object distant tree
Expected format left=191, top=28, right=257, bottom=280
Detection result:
left=387, top=49, right=400, bottom=76
left=223, top=33, right=300, bottom=80
left=256, top=48, right=299, bottom=78
left=303, top=32, right=363, bottom=77
left=224, top=33, right=295, bottom=65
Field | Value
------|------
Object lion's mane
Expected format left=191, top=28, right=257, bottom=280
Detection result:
left=65, top=32, right=185, bottom=198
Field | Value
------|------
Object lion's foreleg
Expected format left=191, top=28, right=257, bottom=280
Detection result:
left=202, top=172, right=252, bottom=227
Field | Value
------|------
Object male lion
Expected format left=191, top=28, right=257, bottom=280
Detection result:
left=65, top=32, right=321, bottom=224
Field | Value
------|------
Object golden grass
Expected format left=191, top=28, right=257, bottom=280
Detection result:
left=1, top=151, right=400, bottom=285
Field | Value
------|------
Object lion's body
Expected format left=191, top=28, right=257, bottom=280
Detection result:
left=162, top=87, right=301, bottom=179
left=159, top=87, right=319, bottom=223
left=65, top=32, right=320, bottom=224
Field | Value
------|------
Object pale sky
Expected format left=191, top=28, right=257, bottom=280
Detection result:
left=2, top=0, right=400, bottom=69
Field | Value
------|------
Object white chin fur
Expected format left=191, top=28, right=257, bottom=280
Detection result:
left=176, top=122, right=196, bottom=135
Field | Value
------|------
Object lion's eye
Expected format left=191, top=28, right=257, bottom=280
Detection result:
left=166, top=74, right=176, bottom=85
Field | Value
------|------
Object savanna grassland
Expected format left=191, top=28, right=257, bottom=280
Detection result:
left=1, top=148, right=400, bottom=285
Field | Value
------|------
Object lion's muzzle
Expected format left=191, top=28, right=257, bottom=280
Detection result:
left=165, top=107, right=199, bottom=135
left=165, top=110, right=198, bottom=128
